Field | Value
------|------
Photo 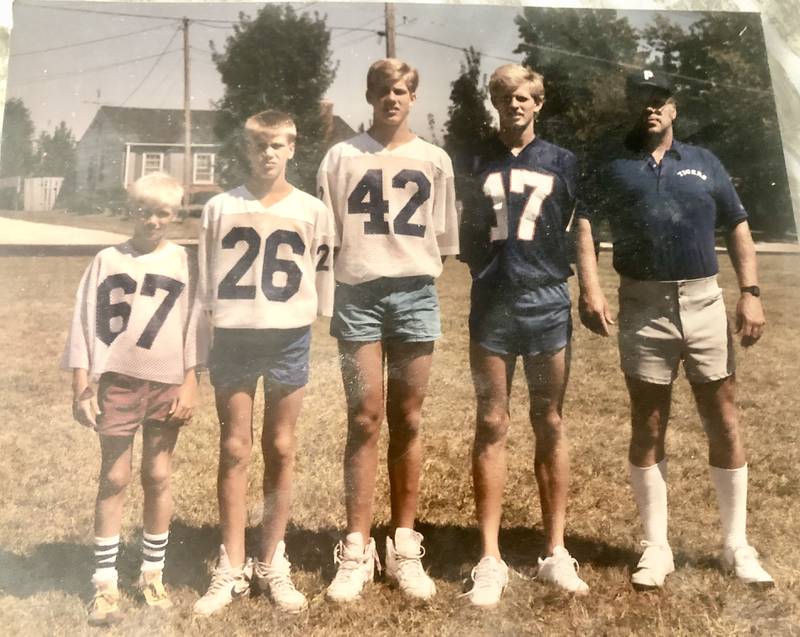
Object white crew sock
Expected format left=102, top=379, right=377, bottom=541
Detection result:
left=141, top=530, right=169, bottom=573
left=93, top=535, right=120, bottom=583
left=709, top=464, right=748, bottom=549
left=629, top=459, right=669, bottom=546
left=345, top=531, right=365, bottom=553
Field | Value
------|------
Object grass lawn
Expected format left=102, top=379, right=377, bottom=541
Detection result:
left=0, top=254, right=798, bottom=635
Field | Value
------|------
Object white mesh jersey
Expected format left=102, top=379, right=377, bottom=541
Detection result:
left=62, top=240, right=203, bottom=385
left=198, top=186, right=335, bottom=329
left=317, top=133, right=459, bottom=285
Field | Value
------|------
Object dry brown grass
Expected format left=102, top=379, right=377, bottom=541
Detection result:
left=0, top=253, right=798, bottom=636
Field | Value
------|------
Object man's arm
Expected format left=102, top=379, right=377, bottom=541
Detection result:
left=726, top=220, right=765, bottom=347
left=71, top=367, right=98, bottom=428
left=575, top=218, right=614, bottom=337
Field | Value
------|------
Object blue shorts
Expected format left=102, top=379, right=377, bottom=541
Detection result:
left=330, top=276, right=441, bottom=342
left=209, top=327, right=311, bottom=388
left=469, top=280, right=572, bottom=356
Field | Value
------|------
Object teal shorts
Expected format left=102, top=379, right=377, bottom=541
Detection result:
left=331, top=276, right=441, bottom=342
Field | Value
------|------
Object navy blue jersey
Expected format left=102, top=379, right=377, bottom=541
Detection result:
left=578, top=138, right=748, bottom=281
left=459, top=136, right=577, bottom=288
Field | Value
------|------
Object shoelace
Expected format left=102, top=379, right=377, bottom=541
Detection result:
left=637, top=541, right=669, bottom=569
left=394, top=545, right=427, bottom=580
left=463, top=561, right=507, bottom=595
left=203, top=566, right=238, bottom=596
left=333, top=541, right=382, bottom=579
left=144, top=578, right=168, bottom=602
left=256, top=560, right=299, bottom=594
left=533, top=552, right=581, bottom=583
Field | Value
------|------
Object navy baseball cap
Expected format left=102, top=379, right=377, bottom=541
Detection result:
left=626, top=68, right=673, bottom=94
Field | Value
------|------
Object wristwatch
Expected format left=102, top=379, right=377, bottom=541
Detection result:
left=740, top=285, right=761, bottom=297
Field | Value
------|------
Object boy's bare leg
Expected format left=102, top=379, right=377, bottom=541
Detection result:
left=470, top=343, right=515, bottom=559
left=339, top=341, right=385, bottom=540
left=385, top=341, right=434, bottom=532
left=522, top=347, right=570, bottom=555
left=215, top=383, right=257, bottom=567
left=259, top=383, right=305, bottom=563
left=141, top=426, right=180, bottom=534
left=95, top=436, right=135, bottom=537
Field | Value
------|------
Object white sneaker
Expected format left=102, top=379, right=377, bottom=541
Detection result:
left=385, top=528, right=436, bottom=601
left=326, top=533, right=381, bottom=602
left=631, top=541, right=675, bottom=590
left=253, top=540, right=308, bottom=613
left=537, top=546, right=589, bottom=595
left=193, top=545, right=253, bottom=616
left=721, top=545, right=775, bottom=588
left=463, top=556, right=509, bottom=608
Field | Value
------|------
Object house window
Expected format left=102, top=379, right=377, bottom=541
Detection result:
left=142, top=152, right=164, bottom=176
left=193, top=153, right=215, bottom=184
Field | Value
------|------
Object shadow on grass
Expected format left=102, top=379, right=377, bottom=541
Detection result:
left=0, top=520, right=669, bottom=600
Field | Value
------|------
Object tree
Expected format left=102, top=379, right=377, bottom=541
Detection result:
left=641, top=13, right=793, bottom=236
left=34, top=121, right=77, bottom=186
left=211, top=4, right=337, bottom=190
left=514, top=7, right=642, bottom=151
left=1, top=98, right=35, bottom=177
left=443, top=47, right=494, bottom=193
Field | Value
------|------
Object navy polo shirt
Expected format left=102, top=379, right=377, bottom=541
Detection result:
left=579, top=139, right=748, bottom=281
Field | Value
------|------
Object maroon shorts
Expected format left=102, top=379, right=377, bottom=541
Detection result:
left=96, top=372, right=182, bottom=437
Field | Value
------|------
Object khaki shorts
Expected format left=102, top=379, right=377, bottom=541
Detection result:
left=617, top=276, right=734, bottom=385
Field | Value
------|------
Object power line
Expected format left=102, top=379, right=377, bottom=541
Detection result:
left=121, top=26, right=182, bottom=106
left=16, top=1, right=234, bottom=23
left=13, top=49, right=183, bottom=86
left=11, top=24, right=172, bottom=56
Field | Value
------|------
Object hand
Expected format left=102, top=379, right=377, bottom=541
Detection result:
left=736, top=293, right=765, bottom=347
left=72, top=387, right=99, bottom=429
left=167, top=375, right=197, bottom=423
left=579, top=290, right=615, bottom=337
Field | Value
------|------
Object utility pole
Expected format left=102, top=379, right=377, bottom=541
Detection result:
left=384, top=3, right=396, bottom=58
left=182, top=17, right=191, bottom=211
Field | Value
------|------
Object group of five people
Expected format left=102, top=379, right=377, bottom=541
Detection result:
left=63, top=58, right=773, bottom=626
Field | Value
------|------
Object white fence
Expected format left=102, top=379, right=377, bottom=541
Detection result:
left=23, top=177, right=64, bottom=211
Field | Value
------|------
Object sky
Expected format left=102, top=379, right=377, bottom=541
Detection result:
left=5, top=1, right=705, bottom=142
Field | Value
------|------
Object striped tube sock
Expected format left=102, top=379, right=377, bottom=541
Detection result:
left=93, top=535, right=120, bottom=582
left=141, top=530, right=169, bottom=573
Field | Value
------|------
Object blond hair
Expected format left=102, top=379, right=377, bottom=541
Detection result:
left=128, top=172, right=183, bottom=210
left=366, top=58, right=419, bottom=96
left=244, top=110, right=297, bottom=142
left=489, top=64, right=545, bottom=105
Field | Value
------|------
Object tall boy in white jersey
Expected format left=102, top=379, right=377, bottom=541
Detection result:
left=317, top=59, right=458, bottom=602
left=459, top=64, right=588, bottom=607
left=62, top=173, right=201, bottom=626
left=194, top=111, right=335, bottom=615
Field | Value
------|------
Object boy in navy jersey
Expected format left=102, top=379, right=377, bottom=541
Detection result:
left=459, top=64, right=588, bottom=607
left=576, top=69, right=773, bottom=590
left=194, top=111, right=335, bottom=615
left=63, top=173, right=200, bottom=625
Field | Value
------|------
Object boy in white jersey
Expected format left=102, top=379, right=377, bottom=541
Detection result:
left=62, top=173, right=200, bottom=626
left=194, top=111, right=334, bottom=615
left=317, top=59, right=458, bottom=602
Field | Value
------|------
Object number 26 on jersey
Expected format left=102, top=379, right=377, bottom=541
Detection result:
left=483, top=169, right=554, bottom=242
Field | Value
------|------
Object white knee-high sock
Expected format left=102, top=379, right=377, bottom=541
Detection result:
left=709, top=464, right=748, bottom=549
left=629, top=459, right=669, bottom=546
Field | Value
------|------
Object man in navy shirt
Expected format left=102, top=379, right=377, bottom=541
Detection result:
left=576, top=69, right=773, bottom=589
left=459, top=63, right=588, bottom=607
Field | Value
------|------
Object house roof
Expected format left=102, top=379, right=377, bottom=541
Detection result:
left=93, top=106, right=220, bottom=145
